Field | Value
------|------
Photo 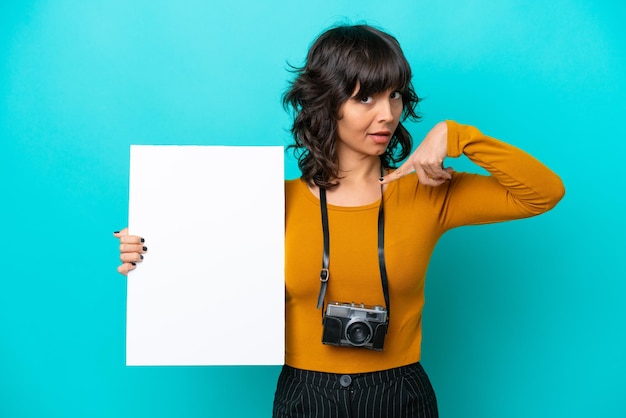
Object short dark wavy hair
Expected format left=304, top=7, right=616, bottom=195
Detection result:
left=283, top=24, right=421, bottom=189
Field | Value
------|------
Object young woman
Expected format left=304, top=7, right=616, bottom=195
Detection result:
left=115, top=24, right=564, bottom=418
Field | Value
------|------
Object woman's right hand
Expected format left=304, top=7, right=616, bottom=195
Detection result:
left=113, top=227, right=147, bottom=276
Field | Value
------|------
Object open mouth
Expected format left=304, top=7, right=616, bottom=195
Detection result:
left=369, top=131, right=392, bottom=144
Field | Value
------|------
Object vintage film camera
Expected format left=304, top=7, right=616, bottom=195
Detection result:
left=321, top=302, right=388, bottom=351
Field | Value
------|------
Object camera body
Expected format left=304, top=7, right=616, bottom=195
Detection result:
left=321, top=302, right=388, bottom=351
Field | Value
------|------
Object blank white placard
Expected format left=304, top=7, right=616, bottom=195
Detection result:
left=126, top=145, right=285, bottom=366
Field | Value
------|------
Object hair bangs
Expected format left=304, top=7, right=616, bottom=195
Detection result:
left=341, top=26, right=413, bottom=98
left=351, top=50, right=412, bottom=99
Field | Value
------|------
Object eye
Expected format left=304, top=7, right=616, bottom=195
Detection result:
left=390, top=91, right=402, bottom=100
left=359, top=96, right=373, bottom=104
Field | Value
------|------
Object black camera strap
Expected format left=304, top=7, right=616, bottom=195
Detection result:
left=316, top=179, right=391, bottom=319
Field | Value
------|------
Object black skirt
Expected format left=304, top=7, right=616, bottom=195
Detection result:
left=272, top=362, right=438, bottom=418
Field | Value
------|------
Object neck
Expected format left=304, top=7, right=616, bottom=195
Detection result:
left=317, top=157, right=384, bottom=207
left=337, top=156, right=382, bottom=185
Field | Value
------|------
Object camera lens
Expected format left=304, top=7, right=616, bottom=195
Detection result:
left=345, top=320, right=372, bottom=346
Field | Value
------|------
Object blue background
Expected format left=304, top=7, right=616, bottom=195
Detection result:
left=1, top=1, right=624, bottom=417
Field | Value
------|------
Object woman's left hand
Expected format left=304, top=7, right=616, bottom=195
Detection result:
left=380, top=121, right=454, bottom=187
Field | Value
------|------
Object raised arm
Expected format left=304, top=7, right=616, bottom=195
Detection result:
left=380, top=120, right=565, bottom=228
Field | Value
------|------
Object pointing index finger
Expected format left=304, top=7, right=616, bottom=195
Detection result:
left=379, top=163, right=414, bottom=185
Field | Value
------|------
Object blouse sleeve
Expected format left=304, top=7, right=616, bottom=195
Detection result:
left=438, top=120, right=565, bottom=230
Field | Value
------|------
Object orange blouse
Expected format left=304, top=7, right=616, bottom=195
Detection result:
left=284, top=120, right=565, bottom=373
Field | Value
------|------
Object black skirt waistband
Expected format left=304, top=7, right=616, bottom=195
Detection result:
left=280, top=362, right=425, bottom=390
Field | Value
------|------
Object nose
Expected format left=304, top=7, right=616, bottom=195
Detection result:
left=376, top=97, right=396, bottom=123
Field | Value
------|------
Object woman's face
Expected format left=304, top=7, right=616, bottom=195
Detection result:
left=336, top=84, right=403, bottom=160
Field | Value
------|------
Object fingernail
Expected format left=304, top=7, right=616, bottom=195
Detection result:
left=131, top=262, right=136, bottom=266
left=113, top=231, right=119, bottom=234
left=140, top=238, right=145, bottom=243
left=140, top=255, right=144, bottom=260
left=143, top=246, right=148, bottom=251
left=379, top=177, right=384, bottom=182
